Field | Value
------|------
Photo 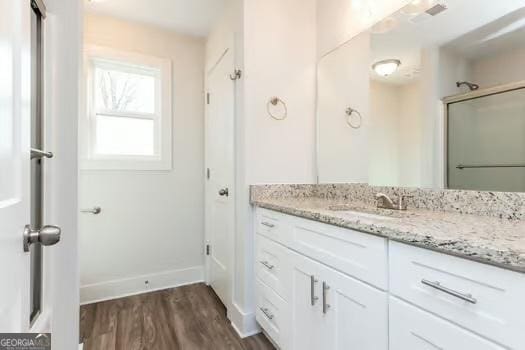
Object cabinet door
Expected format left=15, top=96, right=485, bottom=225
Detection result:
left=289, top=251, right=388, bottom=350
left=289, top=252, right=328, bottom=350
left=322, top=268, right=388, bottom=350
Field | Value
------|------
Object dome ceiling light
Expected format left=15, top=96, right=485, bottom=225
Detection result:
left=372, top=59, right=401, bottom=77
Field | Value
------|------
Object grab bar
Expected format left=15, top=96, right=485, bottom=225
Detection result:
left=456, top=163, right=525, bottom=169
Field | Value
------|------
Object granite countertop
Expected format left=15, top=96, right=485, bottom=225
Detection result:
left=251, top=197, right=525, bottom=273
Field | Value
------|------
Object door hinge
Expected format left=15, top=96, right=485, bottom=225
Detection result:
left=206, top=168, right=210, bottom=180
left=206, top=92, right=210, bottom=105
left=206, top=244, right=211, bottom=256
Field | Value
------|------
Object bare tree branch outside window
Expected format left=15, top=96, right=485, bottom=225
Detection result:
left=98, top=70, right=142, bottom=111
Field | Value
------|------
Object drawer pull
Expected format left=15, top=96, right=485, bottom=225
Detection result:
left=421, top=279, right=477, bottom=304
left=261, top=221, right=275, bottom=228
left=260, top=260, right=275, bottom=270
left=310, top=275, right=319, bottom=306
left=322, top=281, right=331, bottom=314
left=260, top=307, right=274, bottom=320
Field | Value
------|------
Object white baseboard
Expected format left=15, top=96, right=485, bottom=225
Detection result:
left=229, top=302, right=261, bottom=338
left=80, top=266, right=204, bottom=305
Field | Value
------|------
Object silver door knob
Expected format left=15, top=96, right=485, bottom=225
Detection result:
left=23, top=225, right=61, bottom=252
left=30, top=148, right=54, bottom=159
left=81, top=206, right=101, bottom=214
left=218, top=188, right=229, bottom=197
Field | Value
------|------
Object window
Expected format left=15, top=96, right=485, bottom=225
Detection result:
left=82, top=46, right=172, bottom=170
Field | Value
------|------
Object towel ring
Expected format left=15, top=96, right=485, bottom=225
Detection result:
left=267, top=97, right=287, bottom=120
left=345, top=107, right=362, bottom=129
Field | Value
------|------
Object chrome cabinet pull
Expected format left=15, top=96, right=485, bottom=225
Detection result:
left=322, top=282, right=331, bottom=314
left=31, top=148, right=53, bottom=159
left=260, top=261, right=275, bottom=270
left=310, top=275, right=319, bottom=306
left=421, top=279, right=477, bottom=304
left=261, top=221, right=275, bottom=228
left=259, top=307, right=274, bottom=320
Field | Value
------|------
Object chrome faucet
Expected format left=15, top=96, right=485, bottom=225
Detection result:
left=375, top=193, right=411, bottom=211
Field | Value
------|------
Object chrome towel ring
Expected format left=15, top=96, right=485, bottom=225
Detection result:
left=267, top=97, right=287, bottom=120
left=345, top=107, right=362, bottom=129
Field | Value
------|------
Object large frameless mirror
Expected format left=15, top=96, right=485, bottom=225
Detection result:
left=317, top=0, right=525, bottom=192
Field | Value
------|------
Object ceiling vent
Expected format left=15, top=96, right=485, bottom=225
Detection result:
left=426, top=3, right=448, bottom=16
left=409, top=2, right=448, bottom=24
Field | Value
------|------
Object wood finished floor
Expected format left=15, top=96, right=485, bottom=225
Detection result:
left=80, top=283, right=275, bottom=350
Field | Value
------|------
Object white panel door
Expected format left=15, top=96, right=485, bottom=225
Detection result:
left=289, top=252, right=329, bottom=350
left=205, top=47, right=235, bottom=307
left=0, top=0, right=32, bottom=331
left=322, top=267, right=388, bottom=350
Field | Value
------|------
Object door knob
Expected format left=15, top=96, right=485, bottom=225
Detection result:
left=23, top=225, right=61, bottom=252
left=218, top=188, right=229, bottom=197
left=81, top=206, right=102, bottom=214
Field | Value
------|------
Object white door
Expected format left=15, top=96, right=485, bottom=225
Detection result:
left=0, top=0, right=62, bottom=332
left=205, top=48, right=235, bottom=307
left=289, top=253, right=327, bottom=350
left=0, top=0, right=32, bottom=331
left=322, top=268, right=388, bottom=350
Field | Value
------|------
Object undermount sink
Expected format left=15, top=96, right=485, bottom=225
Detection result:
left=327, top=203, right=412, bottom=220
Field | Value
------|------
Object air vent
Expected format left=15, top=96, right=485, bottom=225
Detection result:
left=408, top=2, right=448, bottom=24
left=426, top=3, right=448, bottom=16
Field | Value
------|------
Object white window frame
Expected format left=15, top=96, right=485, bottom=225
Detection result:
left=81, top=46, right=172, bottom=170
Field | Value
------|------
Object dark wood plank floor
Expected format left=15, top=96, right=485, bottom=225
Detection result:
left=80, top=283, right=275, bottom=350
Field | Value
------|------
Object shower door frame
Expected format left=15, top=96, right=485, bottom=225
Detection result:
left=442, top=79, right=525, bottom=189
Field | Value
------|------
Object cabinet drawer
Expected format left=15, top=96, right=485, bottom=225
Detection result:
left=255, top=279, right=289, bottom=349
left=255, top=234, right=291, bottom=301
left=288, top=215, right=388, bottom=289
left=256, top=208, right=288, bottom=244
left=390, top=241, right=525, bottom=349
left=390, top=297, right=505, bottom=350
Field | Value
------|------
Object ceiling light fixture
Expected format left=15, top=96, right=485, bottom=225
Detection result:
left=372, top=59, right=401, bottom=77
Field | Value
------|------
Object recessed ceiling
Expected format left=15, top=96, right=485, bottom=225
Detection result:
left=85, top=0, right=225, bottom=37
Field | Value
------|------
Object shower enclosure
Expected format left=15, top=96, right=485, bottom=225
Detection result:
left=446, top=82, right=525, bottom=192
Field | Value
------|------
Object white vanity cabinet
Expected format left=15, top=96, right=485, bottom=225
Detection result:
left=254, top=208, right=525, bottom=350
left=255, top=208, right=389, bottom=350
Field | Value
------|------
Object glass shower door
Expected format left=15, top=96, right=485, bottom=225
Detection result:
left=447, top=87, right=525, bottom=192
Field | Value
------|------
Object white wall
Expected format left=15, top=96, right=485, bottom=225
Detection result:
left=317, top=0, right=412, bottom=57
left=79, top=14, right=205, bottom=303
left=369, top=81, right=400, bottom=185
left=398, top=81, right=423, bottom=186
left=369, top=80, right=422, bottom=187
left=244, top=0, right=318, bottom=185
left=318, top=33, right=370, bottom=183
left=44, top=0, right=81, bottom=348
left=470, top=48, right=525, bottom=88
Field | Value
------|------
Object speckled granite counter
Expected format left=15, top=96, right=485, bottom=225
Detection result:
left=250, top=184, right=525, bottom=273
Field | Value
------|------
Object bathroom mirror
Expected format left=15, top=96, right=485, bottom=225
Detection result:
left=317, top=0, right=525, bottom=192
